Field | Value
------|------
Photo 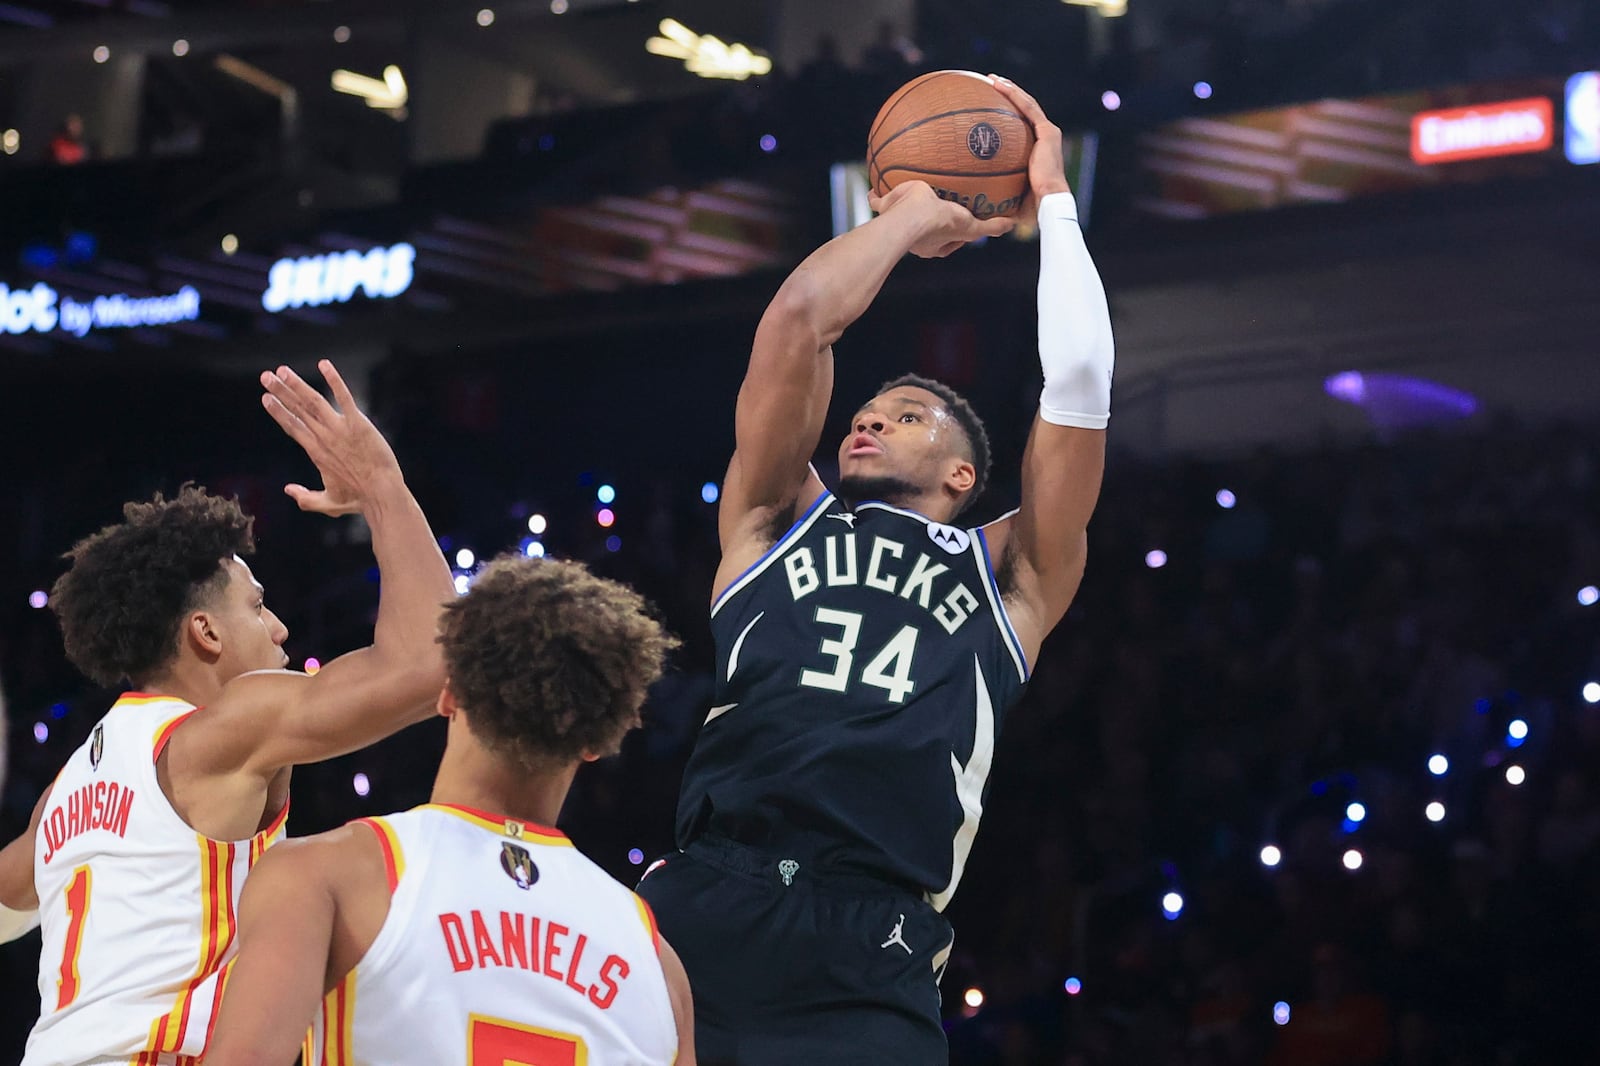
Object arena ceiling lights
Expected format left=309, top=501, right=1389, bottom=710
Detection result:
left=1061, top=0, right=1128, bottom=17
left=645, top=18, right=771, bottom=80
left=331, top=64, right=408, bottom=116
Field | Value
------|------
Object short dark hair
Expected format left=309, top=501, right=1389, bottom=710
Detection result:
left=876, top=373, right=992, bottom=511
left=51, top=485, right=256, bottom=687
left=438, top=555, right=679, bottom=769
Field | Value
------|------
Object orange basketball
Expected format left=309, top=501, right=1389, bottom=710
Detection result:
left=867, top=70, right=1034, bottom=220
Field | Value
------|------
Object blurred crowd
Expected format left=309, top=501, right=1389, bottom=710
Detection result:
left=3, top=358, right=1597, bottom=1064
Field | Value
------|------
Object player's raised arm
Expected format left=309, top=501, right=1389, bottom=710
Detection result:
left=984, top=77, right=1113, bottom=657
left=169, top=361, right=453, bottom=787
left=718, top=182, right=1013, bottom=558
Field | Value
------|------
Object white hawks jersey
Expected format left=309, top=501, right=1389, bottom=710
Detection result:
left=305, top=804, right=677, bottom=1066
left=24, top=693, right=288, bottom=1066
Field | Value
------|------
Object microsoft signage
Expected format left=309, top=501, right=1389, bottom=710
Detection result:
left=262, top=242, right=415, bottom=312
left=0, top=283, right=201, bottom=337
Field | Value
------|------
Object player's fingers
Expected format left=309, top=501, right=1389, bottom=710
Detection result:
left=271, top=365, right=338, bottom=430
left=283, top=484, right=318, bottom=510
left=989, top=74, right=1049, bottom=127
left=979, top=217, right=1016, bottom=239
left=260, top=393, right=319, bottom=451
left=317, top=359, right=361, bottom=417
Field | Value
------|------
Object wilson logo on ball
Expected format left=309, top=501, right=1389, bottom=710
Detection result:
left=967, top=122, right=1001, bottom=160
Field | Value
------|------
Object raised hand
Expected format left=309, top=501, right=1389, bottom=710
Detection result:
left=868, top=180, right=1015, bottom=259
left=988, top=75, right=1070, bottom=227
left=260, top=359, right=403, bottom=517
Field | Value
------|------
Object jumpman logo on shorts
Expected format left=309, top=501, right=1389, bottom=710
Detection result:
left=880, top=913, right=913, bottom=955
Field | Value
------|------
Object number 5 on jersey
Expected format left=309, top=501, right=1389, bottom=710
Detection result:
left=468, top=1015, right=586, bottom=1066
left=800, top=607, right=920, bottom=704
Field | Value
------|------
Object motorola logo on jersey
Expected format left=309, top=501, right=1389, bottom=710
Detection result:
left=500, top=842, right=539, bottom=890
left=927, top=523, right=971, bottom=554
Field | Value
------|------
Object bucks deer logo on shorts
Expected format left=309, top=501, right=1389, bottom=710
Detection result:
left=967, top=122, right=1001, bottom=160
left=500, top=842, right=539, bottom=890
left=89, top=724, right=104, bottom=771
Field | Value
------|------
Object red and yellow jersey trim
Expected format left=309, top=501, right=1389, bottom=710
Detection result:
left=317, top=971, right=357, bottom=1066
left=152, top=711, right=198, bottom=762
left=356, top=817, right=406, bottom=894
left=116, top=691, right=190, bottom=708
left=140, top=835, right=239, bottom=1059
left=633, top=894, right=661, bottom=956
left=420, top=803, right=573, bottom=847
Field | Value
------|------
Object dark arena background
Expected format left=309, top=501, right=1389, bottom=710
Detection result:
left=3, top=1, right=1600, bottom=1063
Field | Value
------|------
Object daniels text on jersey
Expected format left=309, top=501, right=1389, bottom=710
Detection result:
left=438, top=909, right=633, bottom=1009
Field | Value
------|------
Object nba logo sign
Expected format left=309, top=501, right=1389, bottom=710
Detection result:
left=1567, top=72, right=1600, bottom=165
left=967, top=122, right=1001, bottom=160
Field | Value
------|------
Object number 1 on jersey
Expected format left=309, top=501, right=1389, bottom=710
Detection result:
left=56, top=865, right=92, bottom=1010
left=800, top=608, right=920, bottom=704
left=468, top=1014, right=587, bottom=1066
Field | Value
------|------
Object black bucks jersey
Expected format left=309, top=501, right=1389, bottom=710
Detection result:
left=677, top=491, right=1030, bottom=910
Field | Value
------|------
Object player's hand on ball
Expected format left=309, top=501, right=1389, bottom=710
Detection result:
left=260, top=359, right=404, bottom=517
left=869, top=180, right=1015, bottom=259
left=988, top=75, right=1070, bottom=227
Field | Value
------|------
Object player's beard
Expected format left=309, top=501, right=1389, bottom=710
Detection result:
left=838, top=473, right=922, bottom=510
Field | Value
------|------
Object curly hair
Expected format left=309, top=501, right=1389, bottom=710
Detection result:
left=439, top=555, right=679, bottom=769
left=50, top=486, right=256, bottom=687
left=876, top=373, right=993, bottom=512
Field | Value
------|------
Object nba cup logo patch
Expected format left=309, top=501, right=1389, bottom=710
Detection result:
left=89, top=724, right=104, bottom=771
left=928, top=523, right=971, bottom=555
left=500, top=842, right=539, bottom=890
left=967, top=122, right=1001, bottom=160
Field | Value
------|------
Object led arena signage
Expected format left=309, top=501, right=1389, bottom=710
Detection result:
left=0, top=282, right=201, bottom=337
left=1410, top=97, right=1553, bottom=165
left=1567, top=72, right=1599, bottom=165
left=262, top=242, right=415, bottom=313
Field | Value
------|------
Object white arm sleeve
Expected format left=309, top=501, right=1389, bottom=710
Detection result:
left=1036, top=192, right=1115, bottom=429
left=0, top=901, right=39, bottom=944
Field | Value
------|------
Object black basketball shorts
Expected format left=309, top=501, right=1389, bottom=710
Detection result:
left=636, top=835, right=955, bottom=1066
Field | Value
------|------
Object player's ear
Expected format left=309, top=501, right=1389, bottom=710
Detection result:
left=946, top=456, right=976, bottom=497
left=437, top=683, right=460, bottom=720
left=183, top=610, right=223, bottom=664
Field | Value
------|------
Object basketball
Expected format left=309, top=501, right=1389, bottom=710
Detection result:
left=867, top=70, right=1035, bottom=220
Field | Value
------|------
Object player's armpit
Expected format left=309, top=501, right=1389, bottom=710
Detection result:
left=204, top=839, right=340, bottom=1066
left=990, top=415, right=1103, bottom=650
left=657, top=936, right=697, bottom=1066
left=0, top=786, right=52, bottom=914
left=168, top=651, right=439, bottom=784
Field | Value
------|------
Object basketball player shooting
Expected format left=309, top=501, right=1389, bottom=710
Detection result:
left=635, top=76, right=1113, bottom=1065
left=0, top=361, right=454, bottom=1066
left=204, top=556, right=694, bottom=1066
